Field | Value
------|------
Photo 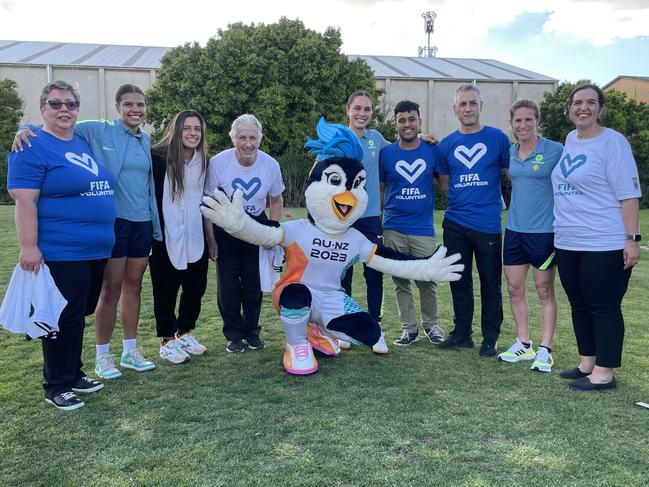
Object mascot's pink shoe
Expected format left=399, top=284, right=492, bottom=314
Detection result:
left=307, top=323, right=341, bottom=356
left=283, top=342, right=318, bottom=375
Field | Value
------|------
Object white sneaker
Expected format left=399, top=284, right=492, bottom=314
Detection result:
left=498, top=339, right=536, bottom=363
left=531, top=346, right=554, bottom=373
left=337, top=339, right=351, bottom=350
left=372, top=331, right=389, bottom=354
left=159, top=340, right=190, bottom=365
left=176, top=333, right=207, bottom=355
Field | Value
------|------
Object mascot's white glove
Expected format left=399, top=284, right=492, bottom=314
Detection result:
left=367, top=246, right=464, bottom=282
left=201, top=189, right=283, bottom=247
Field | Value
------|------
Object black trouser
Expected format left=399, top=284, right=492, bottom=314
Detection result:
left=149, top=240, right=209, bottom=338
left=442, top=218, right=503, bottom=344
left=555, top=249, right=631, bottom=368
left=341, top=216, right=383, bottom=323
left=214, top=223, right=263, bottom=341
left=43, top=260, right=106, bottom=397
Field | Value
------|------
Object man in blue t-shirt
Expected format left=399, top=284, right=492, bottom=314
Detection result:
left=379, top=100, right=445, bottom=347
left=436, top=85, right=510, bottom=357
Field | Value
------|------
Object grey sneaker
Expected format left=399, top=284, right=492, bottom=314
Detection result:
left=424, top=325, right=445, bottom=344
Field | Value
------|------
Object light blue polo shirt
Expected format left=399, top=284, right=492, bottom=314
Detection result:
left=358, top=129, right=390, bottom=218
left=506, top=136, right=563, bottom=233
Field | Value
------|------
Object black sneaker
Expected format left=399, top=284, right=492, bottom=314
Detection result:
left=424, top=325, right=445, bottom=344
left=479, top=342, right=498, bottom=357
left=438, top=333, right=474, bottom=349
left=45, top=391, right=85, bottom=411
left=393, top=330, right=420, bottom=346
left=226, top=340, right=245, bottom=353
left=71, top=376, right=104, bottom=394
left=245, top=336, right=265, bottom=350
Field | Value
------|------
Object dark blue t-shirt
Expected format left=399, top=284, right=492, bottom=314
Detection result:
left=379, top=141, right=437, bottom=237
left=437, top=126, right=510, bottom=233
left=8, top=130, right=116, bottom=261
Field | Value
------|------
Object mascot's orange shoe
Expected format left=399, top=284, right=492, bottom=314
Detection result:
left=307, top=323, right=341, bottom=356
left=283, top=342, right=318, bottom=375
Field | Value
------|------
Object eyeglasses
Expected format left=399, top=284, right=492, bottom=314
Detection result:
left=46, top=100, right=80, bottom=111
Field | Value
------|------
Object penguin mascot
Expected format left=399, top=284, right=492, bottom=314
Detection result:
left=201, top=118, right=463, bottom=375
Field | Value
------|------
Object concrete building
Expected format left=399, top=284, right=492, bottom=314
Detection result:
left=603, top=75, right=649, bottom=104
left=1, top=40, right=557, bottom=136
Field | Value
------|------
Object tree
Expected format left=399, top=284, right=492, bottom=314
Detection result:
left=0, top=79, right=24, bottom=203
left=146, top=18, right=379, bottom=159
left=540, top=80, right=649, bottom=208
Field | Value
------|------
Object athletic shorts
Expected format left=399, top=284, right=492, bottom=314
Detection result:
left=503, top=229, right=555, bottom=269
left=111, top=218, right=153, bottom=259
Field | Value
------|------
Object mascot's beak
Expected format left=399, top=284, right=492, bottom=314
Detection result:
left=332, top=190, right=356, bottom=220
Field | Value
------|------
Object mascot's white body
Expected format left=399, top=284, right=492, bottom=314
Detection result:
left=202, top=119, right=463, bottom=375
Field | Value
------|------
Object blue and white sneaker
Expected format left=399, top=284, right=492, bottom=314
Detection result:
left=95, top=353, right=122, bottom=379
left=120, top=348, right=156, bottom=372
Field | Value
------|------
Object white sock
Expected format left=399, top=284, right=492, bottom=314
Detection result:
left=123, top=339, right=137, bottom=353
left=96, top=343, right=110, bottom=356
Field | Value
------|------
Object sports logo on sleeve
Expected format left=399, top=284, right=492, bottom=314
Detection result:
left=231, top=177, right=262, bottom=200
left=560, top=153, right=587, bottom=178
left=454, top=143, right=487, bottom=169
left=395, top=158, right=426, bottom=184
left=65, top=152, right=99, bottom=176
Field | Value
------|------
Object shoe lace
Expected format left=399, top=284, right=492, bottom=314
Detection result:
left=428, top=325, right=442, bottom=337
left=60, top=391, right=77, bottom=401
left=130, top=348, right=146, bottom=361
left=294, top=344, right=310, bottom=361
left=98, top=354, right=116, bottom=369
left=400, top=331, right=412, bottom=341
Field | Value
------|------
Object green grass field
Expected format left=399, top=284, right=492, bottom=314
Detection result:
left=1, top=206, right=648, bottom=486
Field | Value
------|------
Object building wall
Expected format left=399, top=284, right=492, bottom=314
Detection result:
left=2, top=63, right=555, bottom=139
left=606, top=78, right=649, bottom=104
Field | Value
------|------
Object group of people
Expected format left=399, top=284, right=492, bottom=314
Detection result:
left=5, top=79, right=641, bottom=410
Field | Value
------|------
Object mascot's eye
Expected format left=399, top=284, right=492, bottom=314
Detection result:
left=353, top=176, right=365, bottom=189
left=325, top=172, right=342, bottom=186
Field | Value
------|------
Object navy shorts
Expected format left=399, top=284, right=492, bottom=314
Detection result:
left=111, top=218, right=153, bottom=259
left=503, top=229, right=555, bottom=269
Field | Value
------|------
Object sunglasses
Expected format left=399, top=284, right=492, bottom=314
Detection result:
left=46, top=99, right=80, bottom=111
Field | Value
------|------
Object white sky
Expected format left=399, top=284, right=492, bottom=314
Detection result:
left=1, top=0, right=648, bottom=84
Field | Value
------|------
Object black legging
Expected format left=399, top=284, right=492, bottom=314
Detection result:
left=555, top=248, right=631, bottom=368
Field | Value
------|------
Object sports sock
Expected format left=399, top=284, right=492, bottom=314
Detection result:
left=539, top=345, right=552, bottom=353
left=96, top=343, right=110, bottom=356
left=123, top=338, right=137, bottom=353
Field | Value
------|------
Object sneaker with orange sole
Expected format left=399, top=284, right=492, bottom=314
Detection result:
left=307, top=323, right=341, bottom=356
left=283, top=342, right=318, bottom=375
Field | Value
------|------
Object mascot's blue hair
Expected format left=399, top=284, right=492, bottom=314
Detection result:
left=304, top=117, right=363, bottom=162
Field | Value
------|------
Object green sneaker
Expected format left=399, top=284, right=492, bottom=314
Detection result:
left=95, top=353, right=122, bottom=379
left=120, top=348, right=156, bottom=372
left=531, top=346, right=554, bottom=373
left=498, top=339, right=535, bottom=363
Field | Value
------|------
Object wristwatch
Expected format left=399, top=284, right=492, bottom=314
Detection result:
left=626, top=234, right=642, bottom=242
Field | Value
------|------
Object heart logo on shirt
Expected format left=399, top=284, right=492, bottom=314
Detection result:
left=65, top=152, right=99, bottom=176
left=454, top=143, right=487, bottom=169
left=560, top=153, right=587, bottom=178
left=395, top=158, right=426, bottom=184
left=232, top=177, right=262, bottom=200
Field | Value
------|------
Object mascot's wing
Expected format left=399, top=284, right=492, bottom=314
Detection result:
left=201, top=189, right=283, bottom=247
left=367, top=245, right=464, bottom=282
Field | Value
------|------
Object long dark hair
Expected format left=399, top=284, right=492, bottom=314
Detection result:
left=152, top=110, right=209, bottom=200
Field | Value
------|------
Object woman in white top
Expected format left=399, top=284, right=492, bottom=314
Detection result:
left=552, top=84, right=642, bottom=391
left=150, top=111, right=210, bottom=364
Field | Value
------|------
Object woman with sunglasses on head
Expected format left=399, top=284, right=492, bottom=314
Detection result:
left=14, top=84, right=161, bottom=379
left=552, top=83, right=642, bottom=391
left=149, top=111, right=210, bottom=364
left=8, top=81, right=116, bottom=410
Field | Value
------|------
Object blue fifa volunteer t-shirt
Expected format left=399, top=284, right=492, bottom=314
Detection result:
left=506, top=137, right=563, bottom=233
left=380, top=141, right=437, bottom=236
left=8, top=130, right=116, bottom=261
left=437, top=126, right=510, bottom=233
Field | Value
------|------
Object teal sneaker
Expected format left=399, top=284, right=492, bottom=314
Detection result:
left=95, top=353, right=122, bottom=379
left=120, top=348, right=156, bottom=372
left=531, top=346, right=554, bottom=373
left=498, top=339, right=535, bottom=363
